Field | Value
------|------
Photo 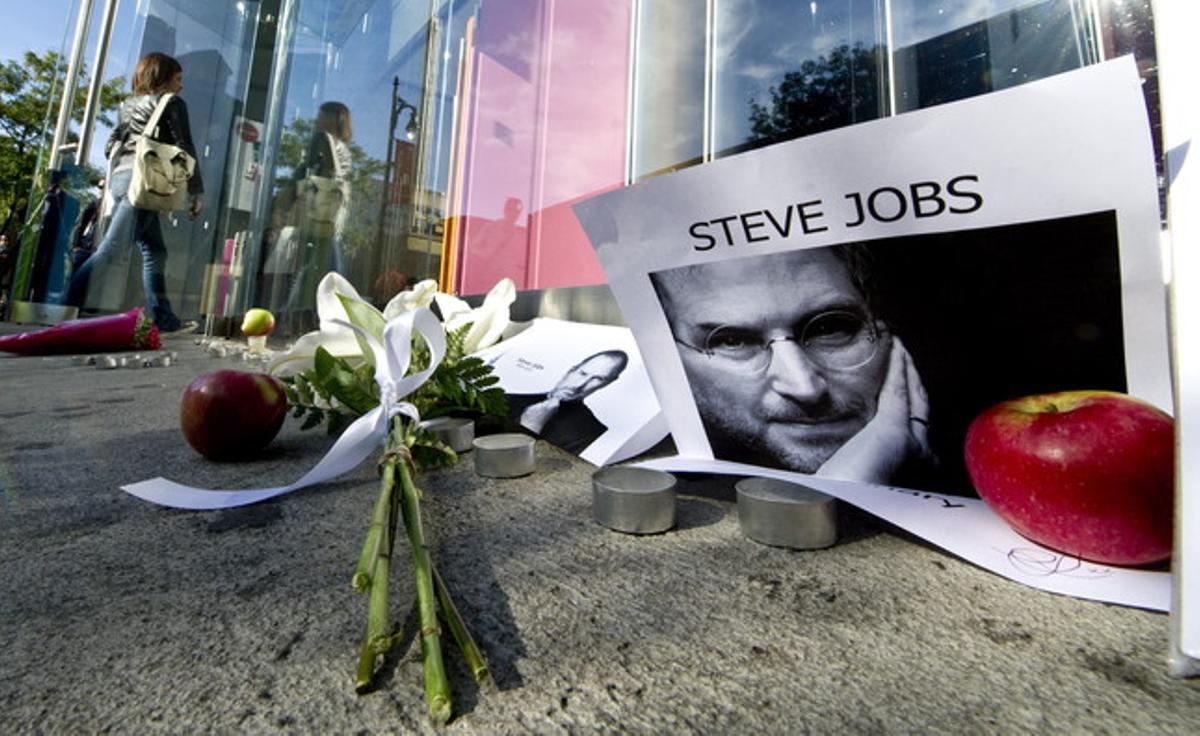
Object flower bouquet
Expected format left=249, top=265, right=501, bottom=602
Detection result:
left=0, top=307, right=160, bottom=355
left=269, top=273, right=516, bottom=723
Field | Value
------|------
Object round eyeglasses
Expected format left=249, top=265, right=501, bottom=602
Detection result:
left=675, top=310, right=880, bottom=375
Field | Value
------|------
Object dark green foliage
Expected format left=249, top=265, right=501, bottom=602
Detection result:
left=1, top=49, right=125, bottom=235
left=405, top=426, right=458, bottom=469
left=747, top=43, right=884, bottom=146
left=415, top=355, right=507, bottom=420
left=279, top=354, right=367, bottom=436
left=313, top=346, right=380, bottom=414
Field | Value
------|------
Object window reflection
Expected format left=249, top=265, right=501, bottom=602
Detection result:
left=891, top=0, right=1097, bottom=113
left=261, top=101, right=360, bottom=328
left=632, top=1, right=706, bottom=179
left=716, top=0, right=885, bottom=156
left=253, top=0, right=432, bottom=335
left=100, top=0, right=1158, bottom=333
left=891, top=0, right=1034, bottom=47
left=448, top=1, right=627, bottom=294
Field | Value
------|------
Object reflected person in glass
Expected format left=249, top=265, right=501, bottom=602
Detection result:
left=284, top=101, right=354, bottom=320
left=651, top=245, right=933, bottom=485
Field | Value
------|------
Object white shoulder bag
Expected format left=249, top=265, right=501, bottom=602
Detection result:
left=299, top=133, right=347, bottom=225
left=128, top=93, right=196, bottom=212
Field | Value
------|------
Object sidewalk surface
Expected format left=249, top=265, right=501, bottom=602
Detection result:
left=2, top=323, right=1199, bottom=733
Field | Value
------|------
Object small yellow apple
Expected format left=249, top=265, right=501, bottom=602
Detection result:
left=241, top=308, right=276, bottom=337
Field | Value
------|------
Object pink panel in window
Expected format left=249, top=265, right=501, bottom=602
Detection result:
left=527, top=0, right=632, bottom=290
left=456, top=0, right=633, bottom=295
left=456, top=49, right=538, bottom=294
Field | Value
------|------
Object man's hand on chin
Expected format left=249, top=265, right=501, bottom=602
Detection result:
left=815, top=337, right=934, bottom=484
left=519, top=397, right=562, bottom=433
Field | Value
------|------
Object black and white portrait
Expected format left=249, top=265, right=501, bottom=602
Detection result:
left=478, top=318, right=667, bottom=465
left=508, top=349, right=629, bottom=455
left=650, top=211, right=1127, bottom=491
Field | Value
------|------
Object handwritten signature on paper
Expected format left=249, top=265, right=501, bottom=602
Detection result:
left=1002, top=547, right=1114, bottom=579
left=882, top=485, right=966, bottom=509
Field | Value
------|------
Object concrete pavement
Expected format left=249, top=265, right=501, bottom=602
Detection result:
left=1, top=324, right=1198, bottom=733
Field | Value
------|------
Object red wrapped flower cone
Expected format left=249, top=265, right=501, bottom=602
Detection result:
left=0, top=308, right=161, bottom=355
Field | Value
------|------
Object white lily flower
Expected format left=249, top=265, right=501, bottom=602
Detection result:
left=434, top=277, right=516, bottom=353
left=269, top=272, right=385, bottom=377
left=383, top=278, right=439, bottom=320
left=270, top=274, right=516, bottom=376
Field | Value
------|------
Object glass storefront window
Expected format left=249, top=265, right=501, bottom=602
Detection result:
left=80, top=0, right=260, bottom=319
left=253, top=0, right=429, bottom=328
left=632, top=0, right=705, bottom=179
left=890, top=0, right=1100, bottom=113
left=71, top=1, right=1161, bottom=336
left=714, top=0, right=886, bottom=157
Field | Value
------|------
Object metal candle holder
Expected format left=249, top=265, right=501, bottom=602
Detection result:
left=473, top=433, right=535, bottom=478
left=591, top=466, right=676, bottom=534
left=735, top=477, right=837, bottom=549
left=421, top=416, right=475, bottom=453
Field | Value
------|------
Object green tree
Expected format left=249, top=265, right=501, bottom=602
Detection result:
left=748, top=43, right=885, bottom=146
left=0, top=49, right=125, bottom=237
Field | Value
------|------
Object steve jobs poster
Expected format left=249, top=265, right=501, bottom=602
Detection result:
left=573, top=58, right=1169, bottom=496
left=647, top=212, right=1127, bottom=492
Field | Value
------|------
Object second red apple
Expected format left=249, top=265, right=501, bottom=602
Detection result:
left=964, top=390, right=1173, bottom=567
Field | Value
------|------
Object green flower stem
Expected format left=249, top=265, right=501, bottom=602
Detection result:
left=395, top=425, right=453, bottom=725
left=355, top=632, right=377, bottom=693
left=366, top=463, right=396, bottom=654
left=355, top=458, right=398, bottom=693
left=432, top=563, right=491, bottom=684
left=352, top=465, right=394, bottom=593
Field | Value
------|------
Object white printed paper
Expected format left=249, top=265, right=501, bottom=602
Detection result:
left=479, top=318, right=667, bottom=465
left=575, top=58, right=1171, bottom=609
left=638, top=456, right=1168, bottom=610
left=1157, top=0, right=1200, bottom=666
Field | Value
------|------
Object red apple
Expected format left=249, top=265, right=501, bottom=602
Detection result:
left=181, top=369, right=288, bottom=460
left=964, top=390, right=1174, bottom=566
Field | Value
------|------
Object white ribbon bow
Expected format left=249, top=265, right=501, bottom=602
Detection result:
left=121, top=308, right=447, bottom=510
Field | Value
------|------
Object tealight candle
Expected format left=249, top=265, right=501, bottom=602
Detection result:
left=591, top=466, right=676, bottom=535
left=735, top=477, right=837, bottom=550
left=246, top=334, right=268, bottom=355
left=473, top=433, right=535, bottom=478
left=422, top=416, right=475, bottom=453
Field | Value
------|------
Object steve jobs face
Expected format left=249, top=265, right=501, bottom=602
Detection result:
left=654, top=248, right=891, bottom=472
left=548, top=351, right=627, bottom=403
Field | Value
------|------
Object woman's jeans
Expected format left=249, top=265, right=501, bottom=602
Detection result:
left=62, top=170, right=181, bottom=331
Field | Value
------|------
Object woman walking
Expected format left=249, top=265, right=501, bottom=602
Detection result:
left=63, top=52, right=202, bottom=333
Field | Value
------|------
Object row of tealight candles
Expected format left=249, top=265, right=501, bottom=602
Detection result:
left=423, top=417, right=839, bottom=551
